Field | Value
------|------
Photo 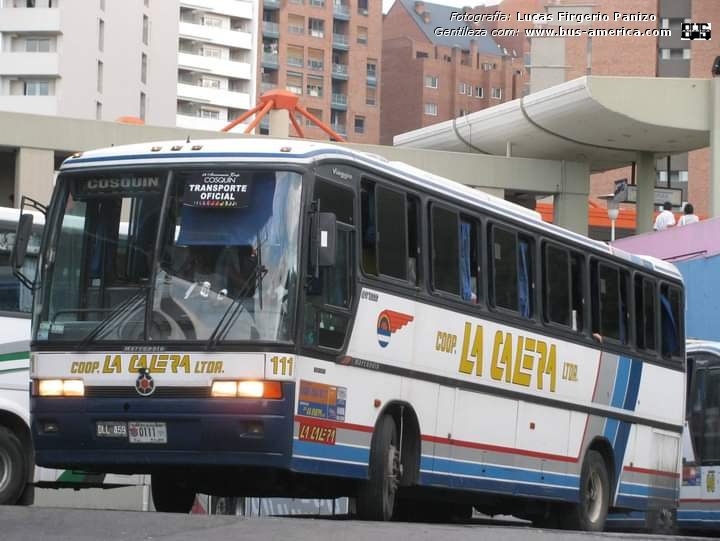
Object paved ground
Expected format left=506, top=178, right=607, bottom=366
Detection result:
left=0, top=508, right=714, bottom=541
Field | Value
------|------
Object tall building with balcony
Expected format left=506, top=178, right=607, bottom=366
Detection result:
left=177, top=0, right=258, bottom=131
left=259, top=0, right=381, bottom=143
left=381, top=0, right=527, bottom=146
left=0, top=0, right=178, bottom=126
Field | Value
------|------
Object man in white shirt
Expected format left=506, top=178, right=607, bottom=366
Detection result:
left=653, top=201, right=675, bottom=231
left=678, top=203, right=700, bottom=226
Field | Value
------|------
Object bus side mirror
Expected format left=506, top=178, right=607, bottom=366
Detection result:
left=317, top=212, right=337, bottom=267
left=11, top=213, right=33, bottom=270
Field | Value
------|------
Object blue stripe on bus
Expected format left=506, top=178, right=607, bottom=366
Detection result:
left=623, top=360, right=643, bottom=411
left=425, top=456, right=579, bottom=488
left=610, top=357, right=631, bottom=410
left=615, top=494, right=651, bottom=509
left=292, top=440, right=369, bottom=464
left=618, top=483, right=676, bottom=498
left=291, top=457, right=367, bottom=479
left=678, top=510, right=720, bottom=522
left=420, top=471, right=579, bottom=501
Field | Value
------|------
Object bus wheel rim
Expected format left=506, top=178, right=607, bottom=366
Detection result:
left=585, top=470, right=603, bottom=524
left=0, top=447, right=10, bottom=492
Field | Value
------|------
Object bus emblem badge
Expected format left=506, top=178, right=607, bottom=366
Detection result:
left=135, top=368, right=156, bottom=397
left=376, top=310, right=414, bottom=348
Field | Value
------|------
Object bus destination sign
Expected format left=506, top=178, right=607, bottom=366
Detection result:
left=184, top=171, right=251, bottom=208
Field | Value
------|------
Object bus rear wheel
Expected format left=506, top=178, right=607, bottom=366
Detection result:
left=0, top=426, right=27, bottom=505
left=564, top=450, right=609, bottom=531
left=357, top=414, right=401, bottom=521
left=151, top=473, right=195, bottom=513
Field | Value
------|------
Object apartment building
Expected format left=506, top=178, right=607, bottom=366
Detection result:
left=0, top=0, right=178, bottom=126
left=380, top=0, right=527, bottom=146
left=258, top=0, right=381, bottom=143
left=519, top=0, right=720, bottom=215
left=177, top=0, right=258, bottom=131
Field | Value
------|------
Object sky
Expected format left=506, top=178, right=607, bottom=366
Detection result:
left=382, top=0, right=501, bottom=14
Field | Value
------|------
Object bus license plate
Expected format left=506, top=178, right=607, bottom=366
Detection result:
left=128, top=422, right=167, bottom=444
left=96, top=421, right=127, bottom=438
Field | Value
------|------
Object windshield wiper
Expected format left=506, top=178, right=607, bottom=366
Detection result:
left=205, top=264, right=267, bottom=351
left=79, top=287, right=148, bottom=347
left=206, top=243, right=267, bottom=350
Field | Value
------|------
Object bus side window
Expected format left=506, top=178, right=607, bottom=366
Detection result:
left=360, top=179, right=419, bottom=285
left=491, top=226, right=533, bottom=317
left=544, top=244, right=570, bottom=327
left=591, top=262, right=629, bottom=343
left=430, top=205, right=460, bottom=296
left=634, top=275, right=656, bottom=352
left=660, top=283, right=683, bottom=359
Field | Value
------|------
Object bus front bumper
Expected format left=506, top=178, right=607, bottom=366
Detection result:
left=31, top=382, right=295, bottom=471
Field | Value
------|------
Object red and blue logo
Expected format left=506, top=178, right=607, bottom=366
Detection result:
left=376, top=310, right=414, bottom=348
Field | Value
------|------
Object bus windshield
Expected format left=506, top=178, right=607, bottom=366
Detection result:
left=35, top=168, right=303, bottom=345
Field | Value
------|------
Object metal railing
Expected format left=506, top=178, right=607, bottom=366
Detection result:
left=332, top=33, right=349, bottom=47
left=332, top=63, right=348, bottom=76
left=333, top=3, right=350, bottom=17
left=331, top=93, right=347, bottom=106
left=287, top=56, right=304, bottom=67
left=262, top=52, right=279, bottom=65
left=308, top=59, right=324, bottom=71
left=262, top=21, right=279, bottom=34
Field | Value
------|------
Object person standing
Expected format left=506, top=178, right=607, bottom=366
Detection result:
left=653, top=201, right=676, bottom=231
left=677, top=203, right=700, bottom=226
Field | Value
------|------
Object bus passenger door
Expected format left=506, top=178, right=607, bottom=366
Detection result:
left=302, top=179, right=355, bottom=352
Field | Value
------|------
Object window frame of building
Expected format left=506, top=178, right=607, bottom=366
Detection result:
left=200, top=107, right=220, bottom=120
left=308, top=18, right=325, bottom=38
left=97, top=60, right=103, bottom=93
left=306, top=75, right=324, bottom=97
left=357, top=26, right=368, bottom=45
left=202, top=15, right=223, bottom=28
left=491, top=87, right=502, bottom=100
left=357, top=0, right=368, bottom=15
left=24, top=80, right=50, bottom=96
left=475, top=86, right=483, bottom=98
left=200, top=76, right=222, bottom=89
left=354, top=115, right=365, bottom=134
left=366, top=86, right=376, bottom=106
left=286, top=71, right=303, bottom=95
left=25, top=37, right=51, bottom=53
left=202, top=45, right=222, bottom=59
left=141, top=53, right=148, bottom=84
left=139, top=91, right=147, bottom=121
left=424, top=103, right=438, bottom=116
left=98, top=19, right=105, bottom=52
left=142, top=15, right=149, bottom=45
left=288, top=14, right=305, bottom=34
left=424, top=75, right=438, bottom=89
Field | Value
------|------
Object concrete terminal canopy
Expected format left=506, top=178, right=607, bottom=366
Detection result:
left=395, top=76, right=716, bottom=232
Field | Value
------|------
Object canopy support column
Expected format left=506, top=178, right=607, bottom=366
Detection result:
left=636, top=152, right=655, bottom=234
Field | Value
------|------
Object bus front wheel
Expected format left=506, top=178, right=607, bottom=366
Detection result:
left=357, top=414, right=401, bottom=521
left=0, top=426, right=27, bottom=505
left=151, top=473, right=195, bottom=513
left=564, top=450, right=610, bottom=531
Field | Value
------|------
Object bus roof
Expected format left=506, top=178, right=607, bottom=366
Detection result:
left=60, top=138, right=682, bottom=281
left=687, top=339, right=720, bottom=355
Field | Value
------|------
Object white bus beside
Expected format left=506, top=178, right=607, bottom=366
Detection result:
left=13, top=138, right=685, bottom=530
left=0, top=206, right=146, bottom=505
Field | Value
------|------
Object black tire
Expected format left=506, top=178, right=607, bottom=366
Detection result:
left=0, top=426, right=28, bottom=505
left=563, top=450, right=610, bottom=531
left=151, top=473, right=196, bottom=513
left=357, top=415, right=401, bottom=521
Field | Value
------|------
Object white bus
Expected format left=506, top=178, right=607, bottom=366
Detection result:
left=0, top=206, right=147, bottom=505
left=676, top=340, right=720, bottom=532
left=13, top=138, right=685, bottom=530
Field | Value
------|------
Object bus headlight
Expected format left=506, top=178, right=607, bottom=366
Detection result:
left=36, top=379, right=85, bottom=397
left=211, top=380, right=282, bottom=399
